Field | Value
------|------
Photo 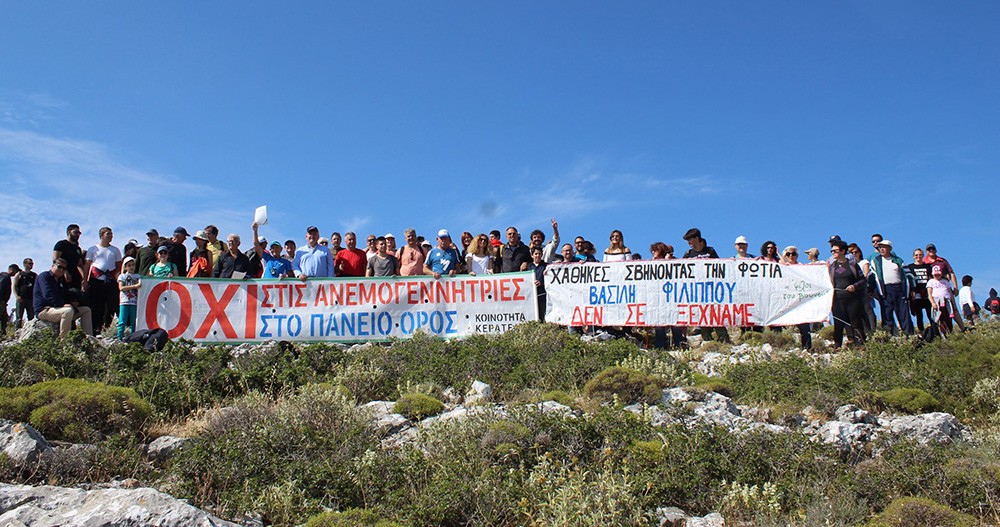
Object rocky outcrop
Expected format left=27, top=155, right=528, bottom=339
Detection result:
left=0, top=483, right=240, bottom=526
left=145, top=435, right=189, bottom=464
left=0, top=420, right=52, bottom=467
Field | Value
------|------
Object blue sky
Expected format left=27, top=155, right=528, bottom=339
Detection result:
left=2, top=2, right=998, bottom=298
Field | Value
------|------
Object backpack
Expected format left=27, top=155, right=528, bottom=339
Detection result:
left=15, top=271, right=35, bottom=298
left=123, top=328, right=169, bottom=351
left=986, top=297, right=1000, bottom=315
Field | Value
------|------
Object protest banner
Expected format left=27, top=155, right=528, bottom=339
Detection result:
left=544, top=260, right=832, bottom=327
left=136, top=273, right=537, bottom=342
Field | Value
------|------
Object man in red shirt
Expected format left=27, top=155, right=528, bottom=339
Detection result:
left=335, top=232, right=368, bottom=277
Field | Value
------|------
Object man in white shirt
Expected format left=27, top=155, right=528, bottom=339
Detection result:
left=84, top=226, right=123, bottom=334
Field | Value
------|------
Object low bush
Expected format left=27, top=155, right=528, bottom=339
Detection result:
left=690, top=373, right=733, bottom=397
left=865, top=496, right=975, bottom=527
left=304, top=509, right=405, bottom=527
left=0, top=379, right=151, bottom=442
left=583, top=367, right=664, bottom=405
left=393, top=393, right=444, bottom=421
left=168, top=387, right=377, bottom=525
left=877, top=388, right=940, bottom=414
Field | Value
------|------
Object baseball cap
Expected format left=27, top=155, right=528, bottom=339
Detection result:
left=734, top=235, right=748, bottom=245
left=384, top=233, right=395, bottom=239
left=258, top=236, right=267, bottom=245
left=437, top=229, right=451, bottom=239
left=270, top=241, right=281, bottom=248
left=828, top=235, right=842, bottom=243
left=193, top=230, right=208, bottom=241
left=174, top=227, right=190, bottom=237
left=306, top=225, right=319, bottom=233
left=122, top=256, right=135, bottom=267
left=146, top=228, right=159, bottom=236
left=926, top=243, right=937, bottom=251
left=157, top=245, right=169, bottom=253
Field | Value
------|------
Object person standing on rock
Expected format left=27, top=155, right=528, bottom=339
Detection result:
left=84, top=226, right=123, bottom=334
left=12, top=258, right=36, bottom=329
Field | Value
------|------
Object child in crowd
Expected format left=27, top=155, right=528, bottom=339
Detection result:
left=926, top=264, right=954, bottom=334
left=148, top=246, right=177, bottom=277
left=117, top=257, right=141, bottom=339
left=958, top=275, right=978, bottom=327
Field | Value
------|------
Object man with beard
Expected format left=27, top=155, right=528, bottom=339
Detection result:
left=53, top=224, right=85, bottom=290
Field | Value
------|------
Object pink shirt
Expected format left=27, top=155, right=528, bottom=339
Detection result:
left=926, top=278, right=953, bottom=305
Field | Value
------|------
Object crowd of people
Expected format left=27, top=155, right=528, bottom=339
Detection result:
left=2, top=220, right=997, bottom=349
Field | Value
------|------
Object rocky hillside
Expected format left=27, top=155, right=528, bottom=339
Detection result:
left=1, top=320, right=998, bottom=527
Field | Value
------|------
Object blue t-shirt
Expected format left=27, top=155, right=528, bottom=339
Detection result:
left=261, top=252, right=292, bottom=279
left=425, top=247, right=461, bottom=274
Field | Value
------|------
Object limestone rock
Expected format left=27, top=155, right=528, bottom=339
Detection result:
left=0, top=420, right=52, bottom=467
left=815, top=420, right=878, bottom=454
left=0, top=483, right=241, bottom=527
left=882, top=412, right=966, bottom=444
left=145, top=435, right=189, bottom=464
left=687, top=512, right=726, bottom=526
left=465, top=380, right=493, bottom=405
left=654, top=506, right=687, bottom=527
left=834, top=404, right=876, bottom=424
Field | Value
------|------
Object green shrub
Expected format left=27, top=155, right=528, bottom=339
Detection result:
left=0, top=330, right=105, bottom=388
left=538, top=390, right=574, bottom=406
left=865, top=496, right=975, bottom=527
left=304, top=509, right=405, bottom=527
left=0, top=378, right=151, bottom=442
left=877, top=388, right=940, bottom=414
left=690, top=373, right=733, bottom=397
left=393, top=393, right=444, bottom=421
left=583, top=367, right=664, bottom=405
left=817, top=324, right=835, bottom=341
left=168, top=389, right=376, bottom=525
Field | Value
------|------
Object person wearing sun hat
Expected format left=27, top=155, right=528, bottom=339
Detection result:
left=869, top=239, right=914, bottom=335
left=116, top=256, right=142, bottom=339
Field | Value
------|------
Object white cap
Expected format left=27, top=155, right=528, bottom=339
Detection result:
left=384, top=232, right=395, bottom=239
left=734, top=235, right=748, bottom=245
left=437, top=229, right=451, bottom=238
left=877, top=240, right=892, bottom=247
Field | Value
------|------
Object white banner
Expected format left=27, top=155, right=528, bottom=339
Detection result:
left=544, top=260, right=832, bottom=327
left=136, top=273, right=537, bottom=342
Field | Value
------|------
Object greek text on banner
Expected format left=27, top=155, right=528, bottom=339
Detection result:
left=544, top=260, right=832, bottom=327
left=136, top=273, right=538, bottom=343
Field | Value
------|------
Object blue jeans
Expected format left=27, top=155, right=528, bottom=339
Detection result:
left=882, top=284, right=913, bottom=335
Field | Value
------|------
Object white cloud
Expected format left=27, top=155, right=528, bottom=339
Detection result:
left=0, top=126, right=244, bottom=270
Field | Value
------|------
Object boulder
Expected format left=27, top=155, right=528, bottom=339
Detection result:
left=0, top=483, right=241, bottom=526
left=882, top=412, right=966, bottom=444
left=0, top=420, right=52, bottom=466
left=654, top=506, right=687, bottom=527
left=10, top=319, right=56, bottom=344
left=145, top=436, right=189, bottom=464
left=535, top=401, right=575, bottom=417
left=815, top=420, right=878, bottom=454
left=834, top=404, right=876, bottom=425
left=465, top=380, right=493, bottom=405
left=687, top=512, right=726, bottom=527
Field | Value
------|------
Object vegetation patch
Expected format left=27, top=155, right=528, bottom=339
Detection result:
left=0, top=378, right=151, bottom=442
left=583, top=366, right=664, bottom=405
left=393, top=393, right=444, bottom=421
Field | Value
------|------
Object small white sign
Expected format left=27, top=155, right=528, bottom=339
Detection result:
left=254, top=205, right=268, bottom=225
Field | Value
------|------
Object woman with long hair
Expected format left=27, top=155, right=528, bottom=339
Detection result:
left=758, top=241, right=780, bottom=263
left=465, top=233, right=493, bottom=276
left=603, top=230, right=631, bottom=262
